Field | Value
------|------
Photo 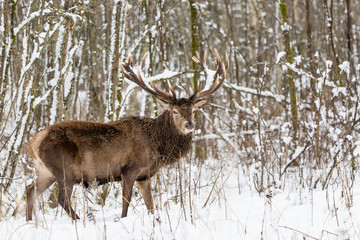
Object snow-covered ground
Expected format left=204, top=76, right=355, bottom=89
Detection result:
left=1, top=166, right=359, bottom=240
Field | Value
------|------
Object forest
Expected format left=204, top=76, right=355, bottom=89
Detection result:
left=0, top=0, right=359, bottom=239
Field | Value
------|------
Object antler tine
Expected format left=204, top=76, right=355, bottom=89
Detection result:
left=189, top=81, right=200, bottom=100
left=121, top=56, right=174, bottom=102
left=195, top=51, right=201, bottom=63
left=136, top=65, right=146, bottom=87
left=225, top=52, right=229, bottom=70
left=126, top=52, right=133, bottom=66
left=167, top=80, right=177, bottom=99
left=189, top=51, right=208, bottom=100
left=149, top=80, right=173, bottom=99
left=136, top=66, right=174, bottom=101
left=141, top=52, right=148, bottom=69
left=214, top=48, right=220, bottom=65
left=191, top=49, right=228, bottom=100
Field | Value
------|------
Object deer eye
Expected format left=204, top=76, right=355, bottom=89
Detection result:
left=173, top=110, right=178, bottom=115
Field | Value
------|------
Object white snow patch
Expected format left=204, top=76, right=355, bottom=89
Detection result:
left=281, top=22, right=291, bottom=32
left=149, top=69, right=180, bottom=81
left=294, top=55, right=302, bottom=65
left=1, top=176, right=359, bottom=240
left=276, top=51, right=286, bottom=63
left=326, top=60, right=333, bottom=69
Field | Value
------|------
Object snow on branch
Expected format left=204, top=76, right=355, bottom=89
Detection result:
left=225, top=82, right=285, bottom=102
left=148, top=69, right=180, bottom=82
left=14, top=9, right=52, bottom=35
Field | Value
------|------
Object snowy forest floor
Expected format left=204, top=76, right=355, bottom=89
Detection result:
left=1, top=160, right=359, bottom=240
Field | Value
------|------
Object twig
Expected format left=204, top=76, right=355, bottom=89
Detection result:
left=320, top=229, right=339, bottom=239
left=0, top=176, right=22, bottom=180
left=202, top=165, right=224, bottom=208
left=208, top=169, right=233, bottom=207
left=277, top=225, right=319, bottom=239
left=9, top=222, right=48, bottom=240
left=281, top=142, right=311, bottom=176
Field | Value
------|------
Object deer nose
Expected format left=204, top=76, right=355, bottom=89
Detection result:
left=185, top=121, right=194, bottom=130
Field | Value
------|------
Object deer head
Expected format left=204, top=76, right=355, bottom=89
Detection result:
left=121, top=49, right=229, bottom=135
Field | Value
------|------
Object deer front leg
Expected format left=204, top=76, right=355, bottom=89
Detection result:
left=121, top=173, right=137, bottom=218
left=137, top=179, right=154, bottom=214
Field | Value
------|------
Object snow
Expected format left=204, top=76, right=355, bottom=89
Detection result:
left=339, top=61, right=351, bottom=80
left=331, top=87, right=346, bottom=98
left=326, top=60, right=333, bottom=69
left=294, top=55, right=302, bottom=65
left=149, top=69, right=180, bottom=81
left=354, top=141, right=360, bottom=157
left=14, top=9, right=52, bottom=35
left=1, top=169, right=359, bottom=240
left=280, top=23, right=291, bottom=32
left=225, top=82, right=285, bottom=102
left=276, top=51, right=286, bottom=63
left=291, top=145, right=306, bottom=161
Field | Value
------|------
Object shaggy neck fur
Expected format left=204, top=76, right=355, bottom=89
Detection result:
left=145, top=111, right=192, bottom=165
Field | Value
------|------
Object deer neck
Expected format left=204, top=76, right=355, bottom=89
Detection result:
left=149, top=111, right=192, bottom=164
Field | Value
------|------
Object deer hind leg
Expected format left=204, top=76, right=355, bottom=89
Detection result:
left=57, top=181, right=79, bottom=220
left=137, top=179, right=154, bottom=214
left=26, top=168, right=56, bottom=221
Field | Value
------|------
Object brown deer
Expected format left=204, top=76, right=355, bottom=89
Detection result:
left=26, top=49, right=228, bottom=221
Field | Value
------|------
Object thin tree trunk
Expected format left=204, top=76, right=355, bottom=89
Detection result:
left=323, top=0, right=341, bottom=85
left=279, top=0, right=298, bottom=141
left=0, top=0, right=17, bottom=191
left=0, top=1, right=9, bottom=123
left=105, top=0, right=122, bottom=121
left=305, top=0, right=316, bottom=111
left=189, top=0, right=200, bottom=88
left=189, top=0, right=206, bottom=161
left=112, top=1, right=122, bottom=119
left=62, top=0, right=73, bottom=121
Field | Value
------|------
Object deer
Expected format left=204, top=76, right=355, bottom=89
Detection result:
left=26, top=49, right=228, bottom=221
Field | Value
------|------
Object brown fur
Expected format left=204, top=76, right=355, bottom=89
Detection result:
left=26, top=98, right=203, bottom=220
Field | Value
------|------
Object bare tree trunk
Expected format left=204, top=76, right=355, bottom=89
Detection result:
left=144, top=0, right=154, bottom=75
left=157, top=0, right=166, bottom=69
left=189, top=0, right=206, bottom=161
left=105, top=1, right=123, bottom=121
left=323, top=0, right=341, bottom=85
left=61, top=0, right=73, bottom=121
left=189, top=0, right=200, bottom=88
left=280, top=0, right=298, bottom=141
left=345, top=0, right=355, bottom=85
left=87, top=2, right=102, bottom=121
left=0, top=1, right=9, bottom=123
left=112, top=1, right=122, bottom=119
left=345, top=0, right=352, bottom=63
left=305, top=0, right=316, bottom=111
left=0, top=0, right=17, bottom=192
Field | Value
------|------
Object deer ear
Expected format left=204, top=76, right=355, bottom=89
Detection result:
left=194, top=99, right=208, bottom=109
left=156, top=99, right=171, bottom=110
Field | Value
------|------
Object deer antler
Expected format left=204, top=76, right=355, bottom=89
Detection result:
left=190, top=49, right=229, bottom=100
left=121, top=54, right=176, bottom=103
